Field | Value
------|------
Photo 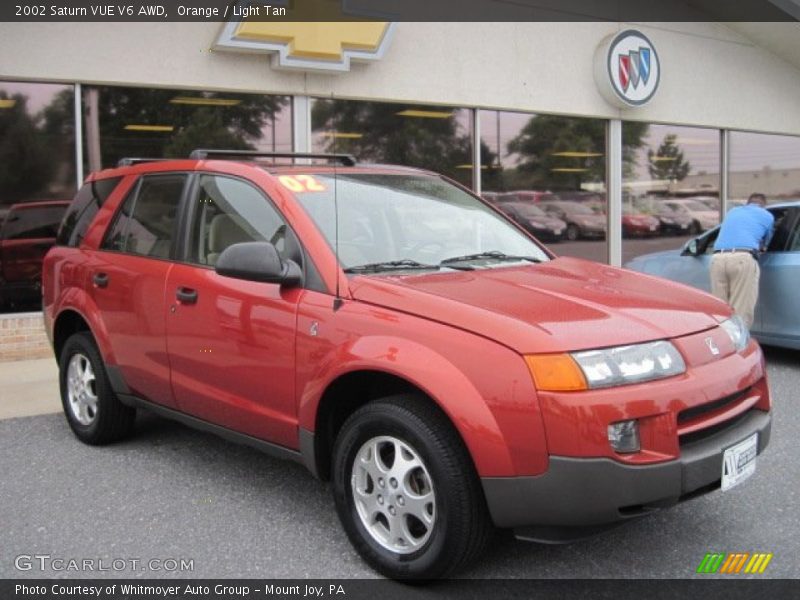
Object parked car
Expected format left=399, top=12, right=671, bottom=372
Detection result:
left=626, top=201, right=800, bottom=350
left=622, top=206, right=660, bottom=237
left=44, top=151, right=771, bottom=579
left=0, top=200, right=69, bottom=310
left=658, top=198, right=720, bottom=233
left=654, top=205, right=694, bottom=235
left=493, top=201, right=567, bottom=241
left=495, top=190, right=556, bottom=204
left=539, top=200, right=606, bottom=240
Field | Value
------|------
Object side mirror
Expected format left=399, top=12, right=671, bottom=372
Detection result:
left=681, top=239, right=700, bottom=257
left=215, top=241, right=302, bottom=287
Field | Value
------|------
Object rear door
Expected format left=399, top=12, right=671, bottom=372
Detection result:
left=165, top=173, right=302, bottom=447
left=87, top=173, right=188, bottom=408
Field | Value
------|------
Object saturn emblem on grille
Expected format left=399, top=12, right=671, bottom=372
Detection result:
left=705, top=337, right=720, bottom=355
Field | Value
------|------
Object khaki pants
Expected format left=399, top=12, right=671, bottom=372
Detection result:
left=710, top=252, right=760, bottom=328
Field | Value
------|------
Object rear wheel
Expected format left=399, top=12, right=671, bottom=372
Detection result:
left=59, top=332, right=135, bottom=445
left=332, top=395, right=492, bottom=579
left=566, top=223, right=580, bottom=241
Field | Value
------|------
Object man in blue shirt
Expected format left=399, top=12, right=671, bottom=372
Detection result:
left=710, top=193, right=774, bottom=328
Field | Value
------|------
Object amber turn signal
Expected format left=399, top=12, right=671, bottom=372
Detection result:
left=525, top=354, right=588, bottom=392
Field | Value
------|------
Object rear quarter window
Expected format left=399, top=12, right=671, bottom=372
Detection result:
left=57, top=177, right=122, bottom=247
left=0, top=205, right=68, bottom=240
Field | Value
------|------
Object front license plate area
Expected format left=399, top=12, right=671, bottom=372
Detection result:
left=721, top=433, right=758, bottom=491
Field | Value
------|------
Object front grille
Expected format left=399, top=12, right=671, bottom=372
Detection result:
left=678, top=387, right=750, bottom=425
left=679, top=410, right=751, bottom=447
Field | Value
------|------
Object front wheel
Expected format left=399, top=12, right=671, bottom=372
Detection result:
left=332, top=395, right=492, bottom=579
left=59, top=332, right=136, bottom=445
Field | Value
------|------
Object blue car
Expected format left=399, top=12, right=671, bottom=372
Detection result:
left=626, top=201, right=800, bottom=350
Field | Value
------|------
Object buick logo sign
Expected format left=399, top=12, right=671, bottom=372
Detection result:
left=594, top=30, right=660, bottom=108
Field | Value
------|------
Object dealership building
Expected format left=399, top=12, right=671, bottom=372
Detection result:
left=0, top=15, right=799, bottom=280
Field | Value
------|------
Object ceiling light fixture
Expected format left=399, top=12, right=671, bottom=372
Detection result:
left=396, top=109, right=453, bottom=119
left=170, top=96, right=242, bottom=106
left=124, top=124, right=174, bottom=132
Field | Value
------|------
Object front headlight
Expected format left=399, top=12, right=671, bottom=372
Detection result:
left=526, top=340, right=686, bottom=391
left=720, top=315, right=750, bottom=352
left=571, top=340, right=686, bottom=389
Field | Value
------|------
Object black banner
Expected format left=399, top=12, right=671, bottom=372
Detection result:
left=0, top=0, right=797, bottom=23
left=3, top=579, right=800, bottom=600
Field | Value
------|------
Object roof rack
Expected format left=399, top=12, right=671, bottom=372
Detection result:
left=189, top=149, right=357, bottom=166
left=116, top=157, right=174, bottom=167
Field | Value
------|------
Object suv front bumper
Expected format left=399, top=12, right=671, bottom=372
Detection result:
left=481, top=409, right=770, bottom=532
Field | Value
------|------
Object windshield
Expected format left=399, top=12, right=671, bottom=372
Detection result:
left=508, top=202, right=547, bottom=218
left=550, top=202, right=594, bottom=215
left=679, top=200, right=711, bottom=212
left=285, top=173, right=549, bottom=271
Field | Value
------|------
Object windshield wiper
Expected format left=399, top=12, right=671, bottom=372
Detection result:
left=344, top=259, right=441, bottom=274
left=440, top=251, right=543, bottom=266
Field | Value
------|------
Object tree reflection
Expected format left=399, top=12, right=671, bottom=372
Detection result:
left=312, top=100, right=481, bottom=188
left=86, top=88, right=289, bottom=169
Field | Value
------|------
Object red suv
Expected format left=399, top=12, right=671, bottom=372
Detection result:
left=1, top=200, right=69, bottom=310
left=43, top=151, right=771, bottom=579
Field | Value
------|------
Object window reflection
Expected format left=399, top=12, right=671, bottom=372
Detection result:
left=0, top=81, right=76, bottom=209
left=479, top=110, right=609, bottom=262
left=311, top=99, right=474, bottom=189
left=82, top=86, right=292, bottom=171
left=0, top=81, right=76, bottom=313
left=729, top=132, right=800, bottom=207
left=622, top=124, right=720, bottom=265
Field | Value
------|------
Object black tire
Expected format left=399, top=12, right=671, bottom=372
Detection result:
left=332, top=394, right=492, bottom=579
left=566, top=223, right=580, bottom=241
left=689, top=220, right=701, bottom=235
left=59, top=332, right=135, bottom=445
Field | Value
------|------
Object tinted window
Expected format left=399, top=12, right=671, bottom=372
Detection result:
left=57, top=177, right=121, bottom=247
left=1, top=205, right=68, bottom=240
left=188, top=175, right=291, bottom=267
left=102, top=174, right=185, bottom=259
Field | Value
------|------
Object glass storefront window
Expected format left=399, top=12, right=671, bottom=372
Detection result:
left=82, top=86, right=292, bottom=171
left=311, top=99, right=474, bottom=189
left=0, top=81, right=76, bottom=313
left=729, top=131, right=800, bottom=207
left=0, top=81, right=76, bottom=209
left=622, top=123, right=720, bottom=265
left=479, top=110, right=608, bottom=262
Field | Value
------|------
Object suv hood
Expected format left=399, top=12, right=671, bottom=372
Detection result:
left=348, top=257, right=728, bottom=354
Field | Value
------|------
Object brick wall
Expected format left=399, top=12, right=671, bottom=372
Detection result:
left=0, top=312, right=52, bottom=362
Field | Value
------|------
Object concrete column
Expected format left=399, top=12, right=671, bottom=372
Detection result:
left=607, top=118, right=622, bottom=266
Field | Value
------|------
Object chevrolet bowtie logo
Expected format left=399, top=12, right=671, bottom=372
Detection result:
left=214, top=1, right=395, bottom=72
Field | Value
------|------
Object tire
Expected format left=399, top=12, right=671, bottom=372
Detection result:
left=59, top=332, right=136, bottom=445
left=566, top=223, right=580, bottom=241
left=689, top=220, right=701, bottom=235
left=331, top=394, right=492, bottom=579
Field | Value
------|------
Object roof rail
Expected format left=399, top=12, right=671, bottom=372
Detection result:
left=189, top=149, right=357, bottom=166
left=116, top=158, right=174, bottom=167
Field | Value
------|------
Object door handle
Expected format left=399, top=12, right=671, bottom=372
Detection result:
left=93, top=273, right=109, bottom=288
left=176, top=287, right=198, bottom=304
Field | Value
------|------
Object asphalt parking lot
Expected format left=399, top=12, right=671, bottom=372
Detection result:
left=1, top=346, right=798, bottom=580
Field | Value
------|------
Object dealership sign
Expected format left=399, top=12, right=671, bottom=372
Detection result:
left=215, top=20, right=395, bottom=73
left=594, top=30, right=660, bottom=108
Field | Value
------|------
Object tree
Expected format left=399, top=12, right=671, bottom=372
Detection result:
left=311, top=100, right=475, bottom=187
left=507, top=115, right=649, bottom=191
left=88, top=88, right=288, bottom=168
left=0, top=92, right=54, bottom=202
left=647, top=133, right=691, bottom=182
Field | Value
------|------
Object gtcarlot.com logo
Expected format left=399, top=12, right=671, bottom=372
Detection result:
left=14, top=554, right=194, bottom=573
left=696, top=552, right=773, bottom=574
